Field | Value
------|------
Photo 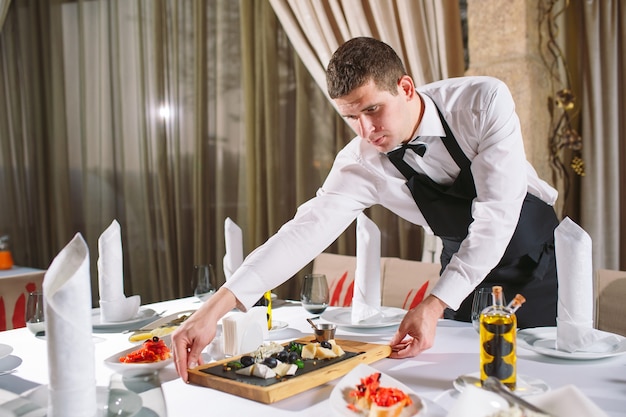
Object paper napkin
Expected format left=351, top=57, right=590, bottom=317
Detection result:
left=223, top=217, right=244, bottom=281
left=221, top=307, right=267, bottom=357
left=43, top=233, right=97, bottom=417
left=97, top=220, right=140, bottom=322
left=351, top=213, right=382, bottom=324
left=554, top=217, right=620, bottom=352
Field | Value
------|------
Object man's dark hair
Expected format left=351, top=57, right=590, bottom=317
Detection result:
left=326, top=37, right=407, bottom=99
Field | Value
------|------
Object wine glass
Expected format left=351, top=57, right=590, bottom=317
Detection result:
left=26, top=291, right=45, bottom=335
left=107, top=372, right=167, bottom=417
left=471, top=287, right=506, bottom=333
left=191, top=264, right=217, bottom=302
left=300, top=274, right=329, bottom=314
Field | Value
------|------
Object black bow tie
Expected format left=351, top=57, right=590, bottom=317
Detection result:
left=387, top=142, right=427, bottom=161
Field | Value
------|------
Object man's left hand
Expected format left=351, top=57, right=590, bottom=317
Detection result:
left=389, top=294, right=447, bottom=358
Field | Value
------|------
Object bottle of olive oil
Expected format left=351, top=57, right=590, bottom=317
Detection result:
left=254, top=291, right=272, bottom=330
left=479, top=286, right=525, bottom=390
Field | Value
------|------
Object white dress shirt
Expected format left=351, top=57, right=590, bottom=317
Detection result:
left=224, top=76, right=558, bottom=311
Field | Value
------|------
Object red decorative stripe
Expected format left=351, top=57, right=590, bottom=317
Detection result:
left=342, top=280, right=354, bottom=307
left=0, top=297, right=5, bottom=332
left=408, top=281, right=430, bottom=310
left=13, top=293, right=26, bottom=329
left=330, top=271, right=349, bottom=306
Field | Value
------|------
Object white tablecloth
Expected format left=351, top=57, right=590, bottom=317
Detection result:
left=0, top=296, right=625, bottom=416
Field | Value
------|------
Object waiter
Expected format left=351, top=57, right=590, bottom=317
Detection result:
left=172, top=37, right=559, bottom=380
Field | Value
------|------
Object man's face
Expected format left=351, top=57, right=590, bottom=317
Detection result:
left=334, top=77, right=417, bottom=153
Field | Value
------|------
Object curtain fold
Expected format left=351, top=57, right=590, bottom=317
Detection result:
left=580, top=0, right=626, bottom=270
left=269, top=0, right=465, bottom=93
left=0, top=0, right=10, bottom=30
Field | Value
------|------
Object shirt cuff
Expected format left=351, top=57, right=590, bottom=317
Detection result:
left=222, top=267, right=265, bottom=312
left=429, top=274, right=475, bottom=311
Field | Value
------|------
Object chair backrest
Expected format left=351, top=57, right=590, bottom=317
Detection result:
left=312, top=252, right=363, bottom=307
left=311, top=252, right=441, bottom=309
left=595, top=269, right=626, bottom=336
left=382, top=257, right=441, bottom=309
left=0, top=267, right=46, bottom=330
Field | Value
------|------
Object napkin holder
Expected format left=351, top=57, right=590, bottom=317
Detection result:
left=222, top=307, right=267, bottom=357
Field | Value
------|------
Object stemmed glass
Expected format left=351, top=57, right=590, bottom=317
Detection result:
left=191, top=264, right=217, bottom=302
left=106, top=372, right=167, bottom=417
left=26, top=291, right=45, bottom=335
left=300, top=274, right=329, bottom=314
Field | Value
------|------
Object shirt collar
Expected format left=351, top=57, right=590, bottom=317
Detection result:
left=414, top=93, right=446, bottom=139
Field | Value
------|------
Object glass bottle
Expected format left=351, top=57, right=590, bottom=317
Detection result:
left=254, top=291, right=272, bottom=330
left=0, top=235, right=14, bottom=270
left=479, top=286, right=525, bottom=390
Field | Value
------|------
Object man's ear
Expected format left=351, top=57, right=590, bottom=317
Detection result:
left=398, top=75, right=416, bottom=99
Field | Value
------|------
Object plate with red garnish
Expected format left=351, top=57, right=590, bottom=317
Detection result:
left=330, top=363, right=426, bottom=416
left=104, top=336, right=173, bottom=376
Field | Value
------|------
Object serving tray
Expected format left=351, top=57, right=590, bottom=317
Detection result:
left=187, top=337, right=391, bottom=404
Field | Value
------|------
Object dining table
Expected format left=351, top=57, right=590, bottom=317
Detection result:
left=0, top=295, right=625, bottom=416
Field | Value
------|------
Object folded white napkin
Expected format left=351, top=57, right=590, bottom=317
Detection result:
left=221, top=307, right=267, bottom=357
left=43, top=233, right=97, bottom=417
left=554, top=217, right=619, bottom=352
left=223, top=217, right=244, bottom=281
left=446, top=383, right=609, bottom=417
left=531, top=384, right=609, bottom=417
left=351, top=213, right=382, bottom=324
left=97, top=220, right=140, bottom=322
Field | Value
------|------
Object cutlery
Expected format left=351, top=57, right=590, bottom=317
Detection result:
left=482, top=377, right=552, bottom=416
left=306, top=318, right=320, bottom=331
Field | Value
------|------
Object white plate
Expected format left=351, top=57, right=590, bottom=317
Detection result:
left=0, top=344, right=12, bottom=361
left=104, top=337, right=173, bottom=377
left=453, top=372, right=549, bottom=397
left=270, top=320, right=288, bottom=332
left=322, top=307, right=406, bottom=328
left=92, top=308, right=159, bottom=331
left=19, top=384, right=142, bottom=417
left=330, top=363, right=426, bottom=416
left=517, top=327, right=626, bottom=360
left=0, top=355, right=22, bottom=373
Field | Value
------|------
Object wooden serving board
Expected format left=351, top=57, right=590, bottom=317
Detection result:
left=187, top=338, right=391, bottom=404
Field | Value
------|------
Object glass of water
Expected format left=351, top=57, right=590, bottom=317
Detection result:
left=191, top=264, right=217, bottom=302
left=471, top=287, right=507, bottom=333
left=300, top=274, right=329, bottom=314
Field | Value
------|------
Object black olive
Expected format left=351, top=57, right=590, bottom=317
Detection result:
left=288, top=351, right=299, bottom=363
left=240, top=355, right=255, bottom=367
left=263, top=357, right=278, bottom=368
left=276, top=350, right=289, bottom=362
left=320, top=341, right=332, bottom=349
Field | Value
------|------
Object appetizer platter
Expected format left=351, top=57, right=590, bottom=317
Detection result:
left=187, top=337, right=392, bottom=404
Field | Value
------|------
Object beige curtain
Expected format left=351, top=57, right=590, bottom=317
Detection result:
left=269, top=0, right=464, bottom=97
left=579, top=0, right=626, bottom=270
left=268, top=0, right=465, bottom=261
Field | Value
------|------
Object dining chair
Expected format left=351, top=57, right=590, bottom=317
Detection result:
left=595, top=268, right=626, bottom=336
left=311, top=252, right=442, bottom=310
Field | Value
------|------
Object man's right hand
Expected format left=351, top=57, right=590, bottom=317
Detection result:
left=172, top=287, right=237, bottom=382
